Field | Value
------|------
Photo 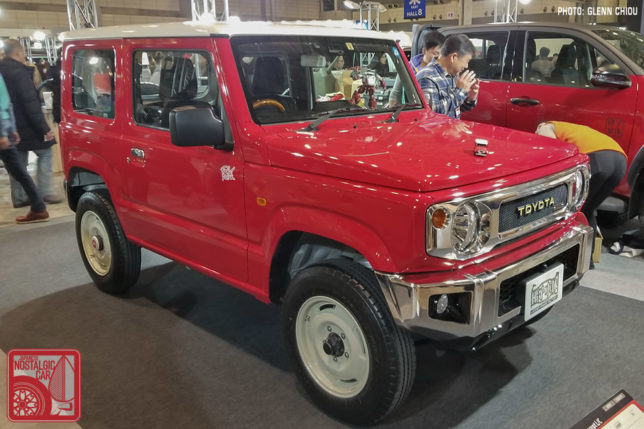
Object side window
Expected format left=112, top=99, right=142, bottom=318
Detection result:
left=460, top=32, right=510, bottom=81
left=132, top=50, right=220, bottom=130
left=72, top=50, right=115, bottom=119
left=525, top=33, right=604, bottom=88
left=593, top=47, right=612, bottom=69
left=590, top=46, right=625, bottom=75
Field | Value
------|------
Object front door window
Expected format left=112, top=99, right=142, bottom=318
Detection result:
left=524, top=32, right=624, bottom=87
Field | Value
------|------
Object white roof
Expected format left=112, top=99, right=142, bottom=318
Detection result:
left=61, top=20, right=397, bottom=42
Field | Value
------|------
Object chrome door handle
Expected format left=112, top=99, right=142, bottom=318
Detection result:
left=510, top=98, right=540, bottom=106
left=131, top=148, right=145, bottom=159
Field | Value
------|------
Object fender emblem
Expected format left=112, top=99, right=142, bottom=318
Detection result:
left=220, top=165, right=236, bottom=181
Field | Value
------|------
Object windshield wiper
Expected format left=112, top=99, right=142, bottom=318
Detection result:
left=385, top=103, right=423, bottom=123
left=300, top=106, right=366, bottom=132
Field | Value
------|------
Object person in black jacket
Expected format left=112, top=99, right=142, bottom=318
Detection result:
left=0, top=39, right=63, bottom=208
left=1, top=72, right=49, bottom=223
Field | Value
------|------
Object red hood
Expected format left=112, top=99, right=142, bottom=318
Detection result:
left=266, top=111, right=578, bottom=192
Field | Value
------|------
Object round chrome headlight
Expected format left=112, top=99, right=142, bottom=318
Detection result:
left=451, top=202, right=479, bottom=253
left=450, top=202, right=491, bottom=255
left=571, top=169, right=585, bottom=210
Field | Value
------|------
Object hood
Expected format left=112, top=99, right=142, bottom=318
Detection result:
left=266, top=111, right=578, bottom=192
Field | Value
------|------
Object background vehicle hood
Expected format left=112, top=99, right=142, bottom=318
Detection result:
left=267, top=112, right=578, bottom=192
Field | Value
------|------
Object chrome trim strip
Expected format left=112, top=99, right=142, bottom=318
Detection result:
left=378, top=222, right=593, bottom=340
left=426, top=165, right=590, bottom=260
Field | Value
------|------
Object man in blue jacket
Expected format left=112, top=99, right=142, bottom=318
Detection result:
left=410, top=31, right=446, bottom=74
left=0, top=72, right=49, bottom=223
left=0, top=39, right=62, bottom=209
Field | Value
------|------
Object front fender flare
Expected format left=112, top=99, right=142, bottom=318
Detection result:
left=267, top=205, right=398, bottom=273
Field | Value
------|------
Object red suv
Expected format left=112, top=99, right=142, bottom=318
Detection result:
left=414, top=23, right=644, bottom=234
left=61, top=21, right=592, bottom=424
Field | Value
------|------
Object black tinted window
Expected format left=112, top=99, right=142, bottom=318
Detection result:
left=593, top=28, right=644, bottom=69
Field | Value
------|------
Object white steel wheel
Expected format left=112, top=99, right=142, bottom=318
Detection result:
left=80, top=210, right=112, bottom=276
left=75, top=191, right=141, bottom=294
left=283, top=260, right=416, bottom=425
left=295, top=295, right=370, bottom=398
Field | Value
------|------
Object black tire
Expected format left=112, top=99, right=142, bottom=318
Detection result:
left=75, top=191, right=141, bottom=294
left=282, top=259, right=415, bottom=425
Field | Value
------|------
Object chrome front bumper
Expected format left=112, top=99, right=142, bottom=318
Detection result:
left=375, top=223, right=593, bottom=345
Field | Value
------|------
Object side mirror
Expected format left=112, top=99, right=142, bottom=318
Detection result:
left=169, top=106, right=230, bottom=150
left=590, top=64, right=631, bottom=89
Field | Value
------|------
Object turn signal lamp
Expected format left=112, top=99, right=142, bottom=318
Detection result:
left=431, top=208, right=448, bottom=229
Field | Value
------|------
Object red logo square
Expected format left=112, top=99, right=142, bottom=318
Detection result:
left=7, top=349, right=81, bottom=422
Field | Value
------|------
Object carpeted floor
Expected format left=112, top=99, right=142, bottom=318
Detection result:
left=1, top=220, right=643, bottom=428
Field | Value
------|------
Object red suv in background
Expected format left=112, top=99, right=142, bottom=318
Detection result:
left=413, top=23, right=644, bottom=234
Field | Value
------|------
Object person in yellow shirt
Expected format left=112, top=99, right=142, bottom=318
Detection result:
left=536, top=121, right=627, bottom=245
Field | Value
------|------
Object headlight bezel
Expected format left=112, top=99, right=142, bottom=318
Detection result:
left=571, top=169, right=589, bottom=211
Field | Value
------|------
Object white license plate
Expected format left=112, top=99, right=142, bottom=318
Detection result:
left=524, top=263, right=564, bottom=321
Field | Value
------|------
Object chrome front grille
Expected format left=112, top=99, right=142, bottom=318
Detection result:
left=426, top=165, right=590, bottom=260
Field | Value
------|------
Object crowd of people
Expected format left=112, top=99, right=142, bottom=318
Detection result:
left=0, top=39, right=63, bottom=224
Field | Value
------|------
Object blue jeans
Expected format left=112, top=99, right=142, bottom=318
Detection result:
left=0, top=146, right=46, bottom=212
left=10, top=148, right=53, bottom=206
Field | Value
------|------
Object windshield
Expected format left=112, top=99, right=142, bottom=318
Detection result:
left=592, top=28, right=644, bottom=70
left=231, top=35, right=423, bottom=125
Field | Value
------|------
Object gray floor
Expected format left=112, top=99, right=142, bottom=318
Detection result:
left=1, top=217, right=643, bottom=428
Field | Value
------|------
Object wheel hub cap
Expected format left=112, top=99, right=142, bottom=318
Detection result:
left=90, top=235, right=103, bottom=251
left=80, top=210, right=112, bottom=276
left=322, top=332, right=345, bottom=357
left=295, top=296, right=370, bottom=398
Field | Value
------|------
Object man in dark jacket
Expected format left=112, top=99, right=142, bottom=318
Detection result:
left=0, top=39, right=62, bottom=208
left=1, top=72, right=49, bottom=223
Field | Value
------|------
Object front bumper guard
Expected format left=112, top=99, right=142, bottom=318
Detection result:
left=375, top=223, right=593, bottom=346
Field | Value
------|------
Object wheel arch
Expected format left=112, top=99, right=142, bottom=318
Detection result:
left=66, top=166, right=109, bottom=212
left=266, top=206, right=397, bottom=304
left=269, top=232, right=375, bottom=303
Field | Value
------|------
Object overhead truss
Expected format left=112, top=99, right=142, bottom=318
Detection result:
left=191, top=0, right=230, bottom=21
left=66, top=0, right=100, bottom=30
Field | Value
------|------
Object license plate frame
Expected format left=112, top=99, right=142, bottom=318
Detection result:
left=523, top=263, right=564, bottom=321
